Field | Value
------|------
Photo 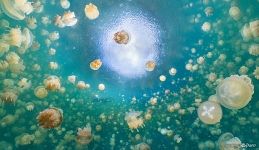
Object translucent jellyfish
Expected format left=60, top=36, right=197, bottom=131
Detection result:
left=26, top=102, right=34, bottom=111
left=145, top=60, right=156, bottom=72
left=90, top=59, right=102, bottom=70
left=0, top=60, right=9, bottom=72
left=253, top=67, right=259, bottom=80
left=49, top=61, right=58, bottom=70
left=229, top=6, right=241, bottom=20
left=216, top=75, right=254, bottom=109
left=5, top=52, right=20, bottom=64
left=32, top=1, right=43, bottom=13
left=26, top=17, right=37, bottom=29
left=249, top=20, right=259, bottom=38
left=19, top=28, right=34, bottom=53
left=62, top=11, right=78, bottom=27
left=113, top=30, right=130, bottom=44
left=77, top=81, right=88, bottom=89
left=15, top=133, right=35, bottom=146
left=98, top=83, right=105, bottom=91
left=149, top=97, right=157, bottom=105
left=0, top=41, right=9, bottom=56
left=248, top=44, right=259, bottom=56
left=159, top=75, right=166, bottom=82
left=84, top=3, right=99, bottom=20
left=2, top=27, right=23, bottom=47
left=0, top=89, right=18, bottom=103
left=218, top=133, right=241, bottom=150
left=0, top=0, right=25, bottom=20
left=48, top=31, right=60, bottom=41
left=18, top=78, right=31, bottom=90
left=60, top=0, right=70, bottom=9
left=197, top=101, right=222, bottom=124
left=76, top=124, right=93, bottom=145
left=67, top=75, right=76, bottom=84
left=125, top=110, right=144, bottom=130
left=44, top=75, right=61, bottom=91
left=34, top=86, right=48, bottom=99
left=134, top=143, right=151, bottom=150
left=169, top=67, right=177, bottom=76
left=37, top=107, right=63, bottom=128
left=0, top=114, right=16, bottom=127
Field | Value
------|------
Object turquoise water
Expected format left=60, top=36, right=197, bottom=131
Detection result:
left=0, top=0, right=258, bottom=149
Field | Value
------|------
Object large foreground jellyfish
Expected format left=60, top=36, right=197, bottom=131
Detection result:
left=218, top=133, right=241, bottom=150
left=216, top=75, right=254, bottom=109
left=37, top=107, right=63, bottom=128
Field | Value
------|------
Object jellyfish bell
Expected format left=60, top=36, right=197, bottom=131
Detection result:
left=60, top=0, right=70, bottom=9
left=43, top=75, right=61, bottom=91
left=62, top=11, right=78, bottom=27
left=218, top=133, right=242, bottom=150
left=145, top=60, right=156, bottom=72
left=114, top=30, right=130, bottom=44
left=90, top=59, right=102, bottom=70
left=84, top=3, right=99, bottom=20
left=19, top=28, right=34, bottom=54
left=0, top=89, right=18, bottom=104
left=37, top=107, right=63, bottom=129
left=216, top=75, right=254, bottom=109
left=34, top=86, right=48, bottom=99
left=2, top=27, right=23, bottom=47
left=134, top=142, right=151, bottom=150
left=76, top=124, right=93, bottom=145
left=197, top=101, right=222, bottom=124
left=125, top=110, right=144, bottom=130
left=0, top=0, right=25, bottom=20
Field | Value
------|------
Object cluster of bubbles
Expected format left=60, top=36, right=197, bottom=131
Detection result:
left=0, top=0, right=258, bottom=149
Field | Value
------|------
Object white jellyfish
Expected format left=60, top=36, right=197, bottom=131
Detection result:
left=197, top=101, right=222, bottom=124
left=218, top=133, right=241, bottom=150
left=216, top=75, right=254, bottom=109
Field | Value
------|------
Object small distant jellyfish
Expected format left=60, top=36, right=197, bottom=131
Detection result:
left=216, top=75, right=254, bottom=109
left=26, top=17, right=37, bottom=29
left=84, top=3, right=99, bottom=20
left=48, top=31, right=59, bottom=41
left=202, top=22, right=211, bottom=32
left=76, top=124, right=93, bottom=145
left=26, top=102, right=34, bottom=111
left=169, top=67, right=177, bottom=76
left=229, top=6, right=241, bottom=20
left=98, top=83, right=105, bottom=91
left=197, top=101, right=222, bottom=124
left=114, top=30, right=130, bottom=44
left=90, top=59, right=102, bottom=70
left=37, top=107, right=63, bottom=128
left=34, top=86, right=48, bottom=99
left=67, top=75, right=76, bottom=84
left=145, top=60, right=156, bottom=72
left=44, top=75, right=61, bottom=91
left=248, top=44, right=259, bottom=56
left=218, top=133, right=241, bottom=150
left=159, top=75, right=166, bottom=82
left=60, top=0, right=70, bottom=9
left=134, top=142, right=151, bottom=150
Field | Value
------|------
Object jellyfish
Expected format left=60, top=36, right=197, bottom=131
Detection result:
left=134, top=143, right=151, bottom=150
left=114, top=30, right=130, bottom=44
left=0, top=0, right=25, bottom=20
left=0, top=60, right=9, bottom=72
left=44, top=75, right=61, bottom=91
left=15, top=133, right=35, bottom=146
left=218, top=133, right=241, bottom=150
left=90, top=59, right=102, bottom=70
left=169, top=67, right=177, bottom=76
left=5, top=52, right=20, bottom=64
left=19, top=27, right=34, bottom=54
left=0, top=114, right=16, bottom=127
left=34, top=86, right=48, bottom=99
left=149, top=97, right=157, bottom=105
left=26, top=17, right=37, bottom=29
left=216, top=75, right=254, bottom=109
left=159, top=75, right=166, bottom=82
left=67, top=75, right=76, bottom=84
left=202, top=22, right=211, bottom=32
left=229, top=6, right=241, bottom=20
left=60, top=0, right=70, bottom=9
left=197, top=101, right=222, bottom=124
left=2, top=27, right=23, bottom=47
left=61, top=11, right=78, bottom=27
left=248, top=44, right=259, bottom=56
left=145, top=60, right=156, bottom=72
left=26, top=102, right=34, bottom=111
left=76, top=124, right=93, bottom=145
left=125, top=110, right=144, bottom=130
left=84, top=3, right=99, bottom=20
left=48, top=31, right=60, bottom=41
left=0, top=89, right=18, bottom=104
left=98, top=83, right=105, bottom=91
left=0, top=41, right=9, bottom=56
left=77, top=81, right=87, bottom=89
left=37, top=107, right=63, bottom=128
left=249, top=20, right=259, bottom=38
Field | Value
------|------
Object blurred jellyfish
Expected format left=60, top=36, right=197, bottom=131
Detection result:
left=84, top=3, right=99, bottom=20
left=229, top=6, right=241, bottom=20
left=26, top=17, right=37, bottom=29
left=125, top=110, right=144, bottom=131
left=60, top=0, right=70, bottom=9
left=216, top=75, right=254, bottom=109
left=54, top=11, right=77, bottom=28
left=67, top=75, right=76, bottom=84
left=197, top=101, right=222, bottom=124
left=218, top=133, right=241, bottom=150
left=37, top=107, right=63, bottom=128
left=134, top=142, right=151, bottom=150
left=2, top=27, right=23, bottom=47
left=98, top=83, right=105, bottom=91
left=0, top=89, right=18, bottom=104
left=76, top=124, right=93, bottom=145
left=145, top=60, right=156, bottom=72
left=248, top=44, right=259, bottom=56
left=90, top=59, right=102, bottom=70
left=202, top=22, right=211, bottom=32
left=159, top=75, right=166, bottom=82
left=114, top=30, right=130, bottom=44
left=34, top=86, right=48, bottom=99
left=44, top=75, right=61, bottom=91
left=169, top=67, right=177, bottom=76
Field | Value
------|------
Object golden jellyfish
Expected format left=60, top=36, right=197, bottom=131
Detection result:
left=216, top=75, right=254, bottom=109
left=43, top=75, right=61, bottom=91
left=60, top=0, right=70, bottom=9
left=114, top=30, right=130, bottom=44
left=90, top=59, right=102, bottom=70
left=84, top=3, right=99, bottom=20
left=34, top=86, right=48, bottom=99
left=62, top=11, right=77, bottom=27
left=134, top=143, right=151, bottom=150
left=124, top=110, right=144, bottom=131
left=0, top=89, right=18, bottom=104
left=26, top=17, right=37, bottom=29
left=218, top=133, right=241, bottom=150
left=0, top=41, right=9, bottom=56
left=2, top=27, right=23, bottom=47
left=76, top=124, right=93, bottom=145
left=145, top=60, right=156, bottom=72
left=37, top=107, right=63, bottom=129
left=197, top=101, right=222, bottom=124
left=19, top=27, right=34, bottom=53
